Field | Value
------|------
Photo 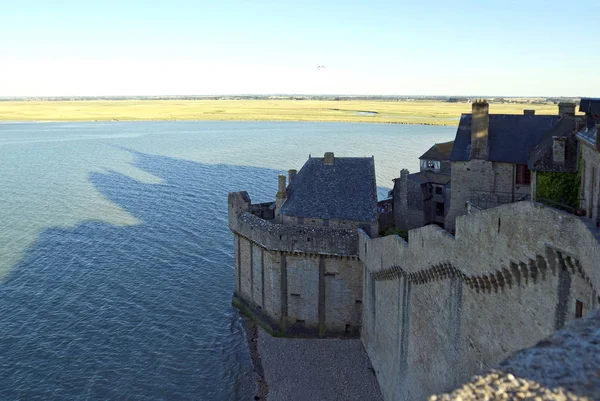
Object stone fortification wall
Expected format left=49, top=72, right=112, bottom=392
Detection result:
left=360, top=201, right=600, bottom=401
left=434, top=308, right=600, bottom=401
left=229, top=192, right=363, bottom=337
left=280, top=214, right=378, bottom=239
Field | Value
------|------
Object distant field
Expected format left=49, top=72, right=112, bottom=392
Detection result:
left=0, top=100, right=565, bottom=126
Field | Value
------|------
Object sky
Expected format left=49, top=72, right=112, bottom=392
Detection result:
left=1, top=0, right=598, bottom=97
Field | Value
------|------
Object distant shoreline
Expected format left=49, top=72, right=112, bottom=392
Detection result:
left=0, top=99, right=564, bottom=126
left=0, top=119, right=457, bottom=126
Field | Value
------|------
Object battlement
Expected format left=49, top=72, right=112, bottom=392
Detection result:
left=229, top=191, right=363, bottom=337
left=362, top=201, right=600, bottom=290
left=235, top=212, right=359, bottom=257
left=229, top=191, right=359, bottom=257
left=360, top=201, right=600, bottom=401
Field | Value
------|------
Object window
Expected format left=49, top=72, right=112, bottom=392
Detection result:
left=436, top=202, right=445, bottom=216
left=515, top=164, right=531, bottom=185
left=435, top=186, right=442, bottom=195
left=427, top=160, right=436, bottom=169
left=575, top=300, right=583, bottom=319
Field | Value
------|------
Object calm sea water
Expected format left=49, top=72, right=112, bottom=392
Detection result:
left=0, top=121, right=455, bottom=400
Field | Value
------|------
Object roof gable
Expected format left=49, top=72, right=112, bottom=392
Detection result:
left=279, top=156, right=377, bottom=222
left=580, top=98, right=600, bottom=115
left=528, top=116, right=579, bottom=173
left=408, top=171, right=451, bottom=185
left=419, top=141, right=454, bottom=161
left=449, top=114, right=559, bottom=164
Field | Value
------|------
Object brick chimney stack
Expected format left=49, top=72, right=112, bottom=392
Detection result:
left=558, top=102, right=576, bottom=118
left=288, top=169, right=297, bottom=186
left=324, top=152, right=335, bottom=165
left=552, top=136, right=566, bottom=164
left=470, top=99, right=489, bottom=160
left=275, top=174, right=287, bottom=219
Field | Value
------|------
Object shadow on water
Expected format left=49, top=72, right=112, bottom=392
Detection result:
left=0, top=150, right=284, bottom=400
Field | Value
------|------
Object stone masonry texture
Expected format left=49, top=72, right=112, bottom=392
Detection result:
left=230, top=189, right=600, bottom=400
left=360, top=201, right=599, bottom=401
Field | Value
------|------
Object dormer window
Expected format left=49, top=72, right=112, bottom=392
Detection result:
left=421, top=159, right=440, bottom=171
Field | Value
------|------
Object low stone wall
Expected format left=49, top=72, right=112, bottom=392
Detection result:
left=360, top=201, right=600, bottom=401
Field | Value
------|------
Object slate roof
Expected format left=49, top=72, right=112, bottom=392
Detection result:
left=419, top=141, right=454, bottom=161
left=580, top=98, right=600, bottom=115
left=449, top=114, right=559, bottom=164
left=528, top=116, right=580, bottom=173
left=577, top=126, right=597, bottom=148
left=408, top=171, right=452, bottom=186
left=279, top=155, right=377, bottom=222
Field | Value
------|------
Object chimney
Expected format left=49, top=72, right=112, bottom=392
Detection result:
left=523, top=109, right=536, bottom=115
left=324, top=152, right=335, bottom=165
left=552, top=136, right=566, bottom=164
left=275, top=174, right=287, bottom=219
left=288, top=169, right=297, bottom=185
left=558, top=102, right=576, bottom=117
left=470, top=99, right=489, bottom=160
left=276, top=174, right=287, bottom=199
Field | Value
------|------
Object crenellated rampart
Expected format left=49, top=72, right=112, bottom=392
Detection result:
left=234, top=212, right=359, bottom=257
left=359, top=201, right=600, bottom=401
left=229, top=191, right=363, bottom=337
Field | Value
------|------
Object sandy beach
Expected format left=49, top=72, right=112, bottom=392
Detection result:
left=243, top=319, right=383, bottom=401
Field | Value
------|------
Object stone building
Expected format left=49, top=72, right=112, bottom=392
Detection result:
left=528, top=107, right=582, bottom=208
left=392, top=141, right=453, bottom=229
left=229, top=130, right=600, bottom=400
left=445, top=100, right=571, bottom=230
left=277, top=152, right=379, bottom=236
left=577, top=98, right=600, bottom=225
left=229, top=152, right=377, bottom=337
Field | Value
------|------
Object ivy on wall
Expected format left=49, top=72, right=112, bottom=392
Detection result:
left=535, top=152, right=581, bottom=212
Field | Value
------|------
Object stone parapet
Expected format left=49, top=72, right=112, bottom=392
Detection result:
left=360, top=201, right=600, bottom=401
left=432, top=308, right=600, bottom=401
left=234, top=212, right=359, bottom=257
left=364, top=201, right=600, bottom=291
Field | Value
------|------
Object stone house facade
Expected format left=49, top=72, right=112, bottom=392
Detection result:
left=577, top=98, right=600, bottom=226
left=392, top=141, right=453, bottom=230
left=445, top=100, right=569, bottom=230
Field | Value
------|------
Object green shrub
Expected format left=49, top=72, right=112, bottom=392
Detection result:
left=382, top=228, right=409, bottom=242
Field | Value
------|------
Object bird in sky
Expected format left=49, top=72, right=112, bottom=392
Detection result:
left=317, top=66, right=326, bottom=69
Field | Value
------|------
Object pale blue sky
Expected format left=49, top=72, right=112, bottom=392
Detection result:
left=1, top=0, right=598, bottom=97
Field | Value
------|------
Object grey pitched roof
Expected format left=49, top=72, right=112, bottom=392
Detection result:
left=279, top=156, right=377, bottom=222
left=577, top=126, right=597, bottom=147
left=580, top=98, right=600, bottom=115
left=528, top=116, right=580, bottom=173
left=449, top=114, right=559, bottom=164
left=408, top=171, right=451, bottom=185
left=419, top=141, right=454, bottom=161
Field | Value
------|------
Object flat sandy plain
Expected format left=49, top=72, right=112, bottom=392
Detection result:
left=0, top=100, right=563, bottom=126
